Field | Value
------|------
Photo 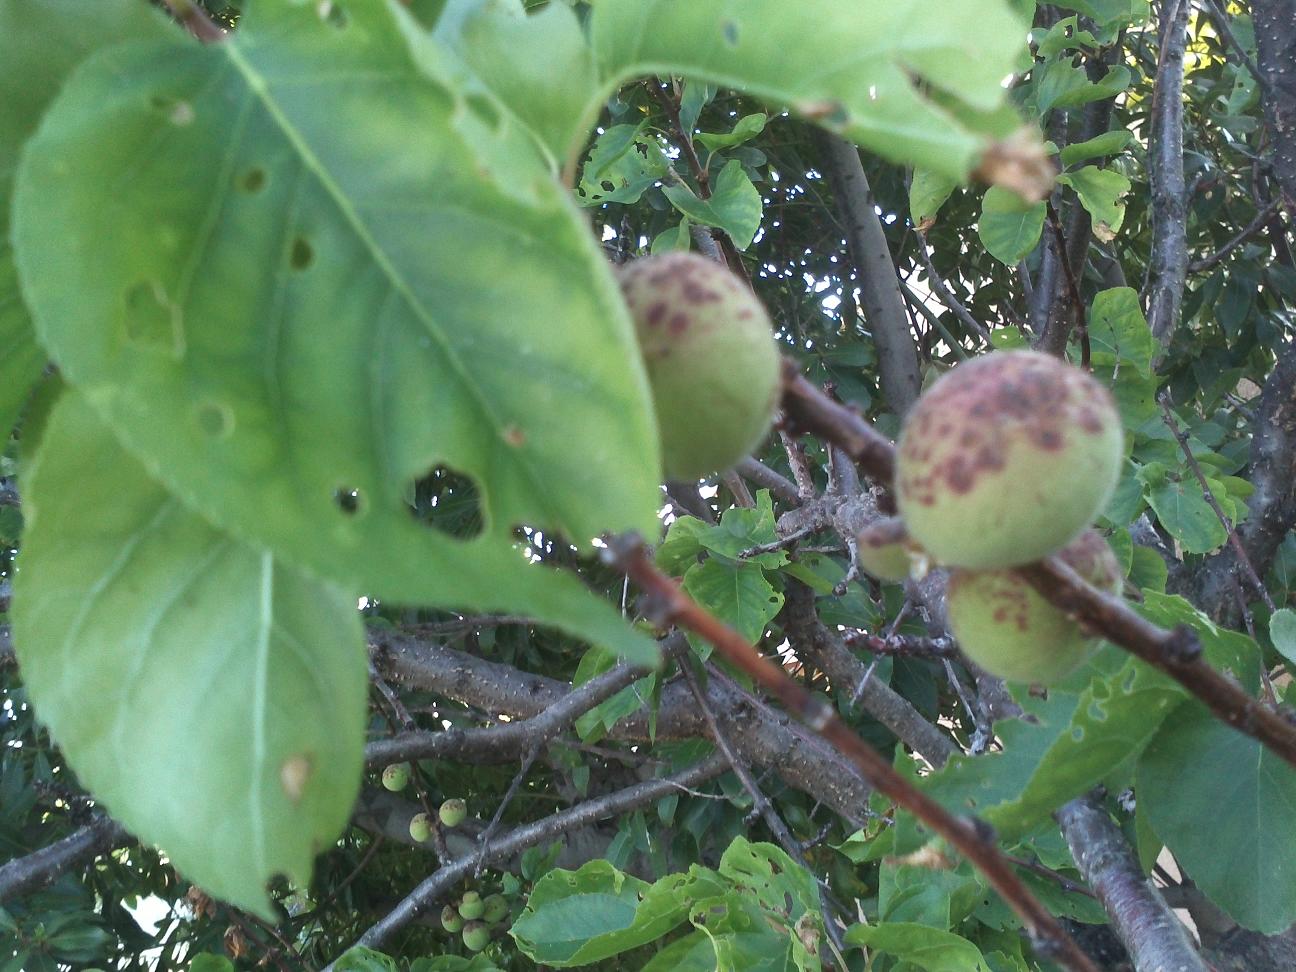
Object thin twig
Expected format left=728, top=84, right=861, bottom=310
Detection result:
left=608, top=536, right=1099, bottom=972
left=913, top=232, right=991, bottom=342
left=159, top=0, right=226, bottom=42
left=473, top=746, right=540, bottom=878
left=1187, top=196, right=1284, bottom=272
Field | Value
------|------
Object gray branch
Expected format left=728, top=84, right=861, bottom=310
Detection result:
left=1057, top=797, right=1205, bottom=972
left=1252, top=0, right=1296, bottom=212
left=0, top=816, right=129, bottom=905
left=327, top=753, right=729, bottom=963
left=1144, top=0, right=1191, bottom=346
left=817, top=131, right=921, bottom=416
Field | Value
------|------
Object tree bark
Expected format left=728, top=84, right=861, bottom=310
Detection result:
left=1144, top=0, right=1191, bottom=346
left=1252, top=0, right=1296, bottom=214
left=817, top=131, right=922, bottom=416
left=1057, top=797, right=1206, bottom=972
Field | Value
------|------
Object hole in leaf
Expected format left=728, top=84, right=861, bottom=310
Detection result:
left=318, top=1, right=348, bottom=28
left=290, top=237, right=314, bottom=270
left=196, top=401, right=234, bottom=439
left=150, top=94, right=195, bottom=126
left=335, top=486, right=365, bottom=516
left=121, top=280, right=184, bottom=357
left=409, top=465, right=483, bottom=540
left=722, top=20, right=740, bottom=45
left=241, top=168, right=267, bottom=193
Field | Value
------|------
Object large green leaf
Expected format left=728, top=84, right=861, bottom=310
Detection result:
left=510, top=859, right=725, bottom=966
left=922, top=648, right=1183, bottom=840
left=0, top=0, right=173, bottom=436
left=845, top=922, right=992, bottom=971
left=978, top=187, right=1046, bottom=265
left=1087, top=288, right=1154, bottom=373
left=662, top=159, right=764, bottom=249
left=1139, top=704, right=1296, bottom=933
left=681, top=558, right=783, bottom=657
left=1147, top=478, right=1228, bottom=555
left=439, top=0, right=1031, bottom=180
left=12, top=394, right=366, bottom=917
left=1056, top=165, right=1130, bottom=239
left=12, top=0, right=659, bottom=665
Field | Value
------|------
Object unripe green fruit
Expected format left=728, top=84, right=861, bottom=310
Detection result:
left=617, top=253, right=781, bottom=480
left=408, top=812, right=431, bottom=843
left=856, top=517, right=915, bottom=582
left=441, top=904, right=464, bottom=933
left=896, top=350, right=1122, bottom=569
left=381, top=763, right=409, bottom=792
left=947, top=529, right=1122, bottom=685
left=458, top=890, right=485, bottom=920
left=482, top=893, right=509, bottom=925
left=462, top=920, right=491, bottom=952
left=439, top=798, right=467, bottom=828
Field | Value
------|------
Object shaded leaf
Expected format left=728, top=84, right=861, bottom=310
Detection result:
left=978, top=187, right=1045, bottom=264
left=662, top=159, right=764, bottom=249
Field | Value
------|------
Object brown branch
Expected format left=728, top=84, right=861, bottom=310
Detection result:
left=159, top=0, right=226, bottom=43
left=1057, top=796, right=1206, bottom=972
left=1042, top=201, right=1092, bottom=367
left=608, top=536, right=1099, bottom=972
left=777, top=360, right=1296, bottom=769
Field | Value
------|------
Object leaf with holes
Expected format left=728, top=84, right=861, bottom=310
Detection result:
left=12, top=0, right=660, bottom=666
left=438, top=0, right=1031, bottom=180
left=12, top=394, right=366, bottom=917
left=0, top=0, right=174, bottom=436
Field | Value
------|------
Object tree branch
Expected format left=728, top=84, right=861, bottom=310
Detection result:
left=1056, top=796, right=1206, bottom=972
left=609, top=536, right=1099, bottom=972
left=1252, top=0, right=1296, bottom=213
left=1144, top=0, right=1191, bottom=345
left=328, top=754, right=730, bottom=962
left=817, top=131, right=922, bottom=415
left=0, top=816, right=129, bottom=904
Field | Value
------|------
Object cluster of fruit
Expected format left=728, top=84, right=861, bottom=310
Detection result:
left=619, top=254, right=1124, bottom=686
left=440, top=889, right=511, bottom=951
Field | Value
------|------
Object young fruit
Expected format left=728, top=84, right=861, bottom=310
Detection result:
left=617, top=253, right=781, bottom=480
left=895, top=350, right=1122, bottom=569
left=408, top=812, right=431, bottom=843
left=458, top=891, right=485, bottom=920
left=855, top=517, right=915, bottom=582
left=380, top=763, right=409, bottom=792
left=481, top=893, right=509, bottom=925
left=947, top=529, right=1122, bottom=685
left=462, top=921, right=491, bottom=952
left=441, top=904, right=465, bottom=933
left=439, top=798, right=467, bottom=828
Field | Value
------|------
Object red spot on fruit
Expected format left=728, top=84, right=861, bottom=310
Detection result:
left=669, top=313, right=689, bottom=335
left=646, top=303, right=668, bottom=327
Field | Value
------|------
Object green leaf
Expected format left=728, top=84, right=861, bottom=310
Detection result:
left=1057, top=165, right=1130, bottom=239
left=662, top=159, right=764, bottom=249
left=333, top=948, right=400, bottom=972
left=1052, top=65, right=1132, bottom=109
left=681, top=558, right=783, bottom=656
left=12, top=394, right=366, bottom=918
left=1060, top=129, right=1133, bottom=167
left=0, top=0, right=173, bottom=436
left=910, top=168, right=959, bottom=229
left=13, top=0, right=661, bottom=667
left=1147, top=478, right=1228, bottom=555
left=187, top=956, right=235, bottom=972
left=845, top=922, right=992, bottom=971
left=576, top=123, right=667, bottom=206
left=591, top=0, right=1032, bottom=180
left=1130, top=546, right=1169, bottom=594
left=978, top=187, right=1046, bottom=265
left=696, top=491, right=786, bottom=567
left=717, top=838, right=820, bottom=918
left=1055, top=0, right=1148, bottom=26
left=1138, top=592, right=1261, bottom=690
left=1269, top=608, right=1296, bottom=665
left=651, top=219, right=693, bottom=254
left=1138, top=704, right=1296, bottom=933
left=1087, top=288, right=1154, bottom=373
left=510, top=859, right=725, bottom=965
left=695, top=113, right=768, bottom=151
left=434, top=0, right=600, bottom=168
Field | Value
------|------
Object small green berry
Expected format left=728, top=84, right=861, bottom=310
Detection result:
left=461, top=920, right=490, bottom=951
left=441, top=904, right=464, bottom=933
left=408, top=812, right=431, bottom=843
left=482, top=893, right=509, bottom=925
left=855, top=516, right=915, bottom=582
left=381, top=763, right=409, bottom=792
left=458, top=890, right=484, bottom=920
left=439, top=798, right=467, bottom=828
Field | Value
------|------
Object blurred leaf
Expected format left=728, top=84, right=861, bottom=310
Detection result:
left=978, top=187, right=1045, bottom=264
